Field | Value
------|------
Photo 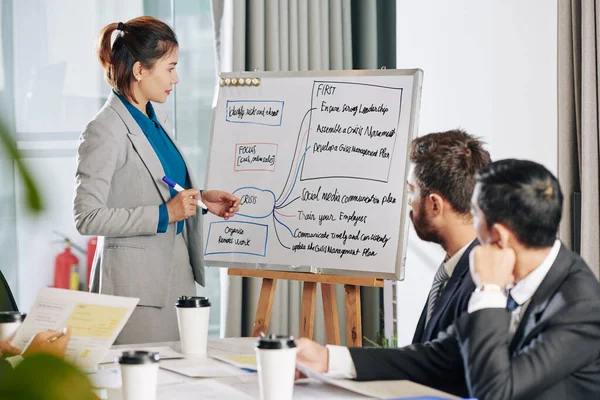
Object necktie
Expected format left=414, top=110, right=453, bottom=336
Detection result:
left=426, top=262, right=450, bottom=325
left=506, top=291, right=521, bottom=338
left=506, top=292, right=519, bottom=311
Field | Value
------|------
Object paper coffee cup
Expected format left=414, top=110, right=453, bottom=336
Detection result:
left=175, top=296, right=211, bottom=356
left=255, top=334, right=297, bottom=400
left=118, top=350, right=159, bottom=400
left=0, top=312, right=26, bottom=341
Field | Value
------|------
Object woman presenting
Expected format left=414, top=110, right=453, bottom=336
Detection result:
left=74, top=16, right=239, bottom=344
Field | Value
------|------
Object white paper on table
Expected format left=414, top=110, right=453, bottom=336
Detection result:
left=296, top=362, right=459, bottom=399
left=11, top=287, right=139, bottom=369
left=207, top=337, right=256, bottom=355
left=157, top=370, right=188, bottom=386
left=159, top=357, right=253, bottom=378
left=87, top=365, right=186, bottom=389
left=87, top=366, right=121, bottom=389
left=294, top=379, right=369, bottom=399
left=157, top=379, right=253, bottom=400
left=211, top=353, right=257, bottom=371
left=100, top=346, right=184, bottom=364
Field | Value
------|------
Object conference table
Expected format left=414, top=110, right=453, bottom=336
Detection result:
left=93, top=337, right=458, bottom=399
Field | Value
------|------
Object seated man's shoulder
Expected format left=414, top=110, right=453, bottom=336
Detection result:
left=559, top=252, right=600, bottom=302
left=545, top=253, right=600, bottom=326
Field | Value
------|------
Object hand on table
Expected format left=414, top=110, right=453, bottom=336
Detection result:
left=295, top=338, right=329, bottom=379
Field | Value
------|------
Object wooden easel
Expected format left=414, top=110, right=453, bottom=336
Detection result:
left=228, top=268, right=384, bottom=346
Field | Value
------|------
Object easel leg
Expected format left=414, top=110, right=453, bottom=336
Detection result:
left=252, top=278, right=277, bottom=337
left=321, top=283, right=341, bottom=345
left=300, top=281, right=317, bottom=339
left=345, top=284, right=362, bottom=347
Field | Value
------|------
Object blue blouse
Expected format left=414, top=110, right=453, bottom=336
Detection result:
left=116, top=92, right=187, bottom=234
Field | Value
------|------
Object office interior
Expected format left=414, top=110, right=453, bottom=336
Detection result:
left=0, top=0, right=597, bottom=351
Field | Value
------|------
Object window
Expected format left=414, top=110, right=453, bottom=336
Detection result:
left=173, top=0, right=220, bottom=338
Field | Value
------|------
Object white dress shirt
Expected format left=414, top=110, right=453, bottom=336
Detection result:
left=326, top=240, right=561, bottom=379
left=426, top=241, right=473, bottom=326
left=442, top=241, right=472, bottom=279
left=468, top=239, right=560, bottom=336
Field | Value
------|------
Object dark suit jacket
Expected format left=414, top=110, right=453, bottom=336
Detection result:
left=350, top=244, right=600, bottom=400
left=412, top=240, right=478, bottom=344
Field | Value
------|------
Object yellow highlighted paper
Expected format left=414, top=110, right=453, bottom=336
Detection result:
left=65, top=304, right=128, bottom=339
left=224, top=354, right=257, bottom=366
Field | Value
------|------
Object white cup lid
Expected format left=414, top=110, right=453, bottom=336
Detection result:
left=255, top=334, right=296, bottom=349
left=175, top=295, right=210, bottom=308
left=118, top=350, right=159, bottom=365
left=0, top=312, right=26, bottom=323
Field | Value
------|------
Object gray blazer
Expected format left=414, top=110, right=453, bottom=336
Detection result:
left=73, top=92, right=204, bottom=308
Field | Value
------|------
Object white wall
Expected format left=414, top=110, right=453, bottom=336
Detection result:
left=15, top=157, right=88, bottom=312
left=395, top=0, right=558, bottom=345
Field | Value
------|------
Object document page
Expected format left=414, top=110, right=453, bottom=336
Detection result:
left=159, top=357, right=252, bottom=378
left=11, top=287, right=138, bottom=369
left=296, top=362, right=460, bottom=399
left=157, top=379, right=253, bottom=400
left=211, top=354, right=257, bottom=371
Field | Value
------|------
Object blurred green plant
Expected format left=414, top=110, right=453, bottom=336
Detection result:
left=1, top=121, right=93, bottom=398
left=363, top=332, right=398, bottom=348
left=0, top=354, right=96, bottom=400
left=0, top=117, right=43, bottom=213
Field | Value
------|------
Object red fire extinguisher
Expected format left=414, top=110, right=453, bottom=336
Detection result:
left=87, top=237, right=98, bottom=290
left=54, top=239, right=80, bottom=290
left=52, top=231, right=87, bottom=291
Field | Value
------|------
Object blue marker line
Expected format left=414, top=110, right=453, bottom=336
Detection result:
left=273, top=213, right=294, bottom=237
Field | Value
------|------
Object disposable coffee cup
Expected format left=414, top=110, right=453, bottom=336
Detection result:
left=118, top=350, right=159, bottom=400
left=175, top=296, right=211, bottom=356
left=255, top=334, right=297, bottom=400
left=0, top=312, right=26, bottom=341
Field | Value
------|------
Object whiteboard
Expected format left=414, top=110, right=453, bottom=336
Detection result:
left=203, top=69, right=423, bottom=280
